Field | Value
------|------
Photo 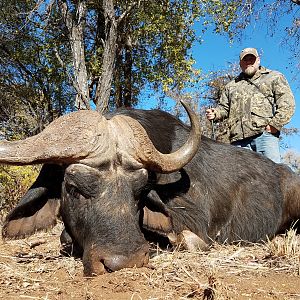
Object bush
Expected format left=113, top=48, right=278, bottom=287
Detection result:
left=0, top=165, right=40, bottom=222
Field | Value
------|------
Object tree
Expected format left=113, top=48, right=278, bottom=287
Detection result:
left=1, top=0, right=251, bottom=119
left=52, top=0, right=227, bottom=112
left=0, top=0, right=73, bottom=139
left=282, top=150, right=300, bottom=174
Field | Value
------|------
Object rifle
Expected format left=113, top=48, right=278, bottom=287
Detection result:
left=209, top=106, right=216, bottom=140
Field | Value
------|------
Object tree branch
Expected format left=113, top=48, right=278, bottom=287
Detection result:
left=117, top=1, right=140, bottom=25
left=0, top=45, right=49, bottom=103
left=54, top=48, right=83, bottom=98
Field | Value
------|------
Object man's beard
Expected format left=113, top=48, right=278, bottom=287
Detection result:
left=244, top=65, right=258, bottom=77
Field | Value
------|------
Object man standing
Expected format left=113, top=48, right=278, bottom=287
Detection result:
left=206, top=47, right=295, bottom=163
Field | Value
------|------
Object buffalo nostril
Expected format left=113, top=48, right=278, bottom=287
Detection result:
left=104, top=255, right=129, bottom=271
left=83, top=259, right=106, bottom=277
left=104, top=245, right=150, bottom=271
left=83, top=250, right=106, bottom=276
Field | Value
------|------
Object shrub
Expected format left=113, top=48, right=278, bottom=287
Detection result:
left=0, top=165, right=40, bottom=222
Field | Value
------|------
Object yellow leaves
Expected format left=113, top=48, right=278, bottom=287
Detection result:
left=162, top=78, right=174, bottom=93
left=160, top=58, right=202, bottom=93
left=87, top=47, right=104, bottom=76
left=129, top=0, right=244, bottom=98
left=0, top=165, right=38, bottom=187
left=0, top=165, right=40, bottom=214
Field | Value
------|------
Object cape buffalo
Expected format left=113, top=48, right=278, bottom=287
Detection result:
left=1, top=101, right=300, bottom=276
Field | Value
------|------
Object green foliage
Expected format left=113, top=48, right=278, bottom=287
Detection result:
left=131, top=0, right=201, bottom=93
left=0, top=165, right=40, bottom=220
left=0, top=0, right=75, bottom=138
left=115, top=0, right=244, bottom=101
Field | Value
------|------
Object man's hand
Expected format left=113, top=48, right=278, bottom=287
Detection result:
left=206, top=108, right=216, bottom=120
left=265, top=125, right=278, bottom=134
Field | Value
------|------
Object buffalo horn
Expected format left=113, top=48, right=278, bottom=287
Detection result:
left=0, top=110, right=107, bottom=165
left=133, top=100, right=201, bottom=173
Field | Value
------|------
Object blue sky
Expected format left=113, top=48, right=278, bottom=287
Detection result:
left=192, top=23, right=300, bottom=154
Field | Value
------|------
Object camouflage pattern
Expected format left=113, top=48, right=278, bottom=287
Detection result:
left=214, top=66, right=295, bottom=142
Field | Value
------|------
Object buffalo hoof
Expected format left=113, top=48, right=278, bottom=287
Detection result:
left=168, top=230, right=209, bottom=251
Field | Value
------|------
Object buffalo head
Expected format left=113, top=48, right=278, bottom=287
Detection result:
left=0, top=101, right=201, bottom=275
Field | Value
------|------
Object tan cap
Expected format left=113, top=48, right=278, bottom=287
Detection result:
left=239, top=48, right=259, bottom=60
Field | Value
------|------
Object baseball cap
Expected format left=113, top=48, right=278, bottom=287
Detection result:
left=239, top=48, right=259, bottom=60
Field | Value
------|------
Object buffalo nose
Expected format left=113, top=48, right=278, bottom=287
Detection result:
left=104, top=244, right=150, bottom=271
left=83, top=243, right=150, bottom=276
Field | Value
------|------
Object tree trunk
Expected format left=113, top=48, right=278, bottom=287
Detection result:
left=115, top=45, right=123, bottom=108
left=124, top=40, right=132, bottom=108
left=58, top=0, right=90, bottom=110
left=95, top=0, right=118, bottom=113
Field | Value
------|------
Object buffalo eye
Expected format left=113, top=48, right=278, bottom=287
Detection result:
left=65, top=183, right=82, bottom=199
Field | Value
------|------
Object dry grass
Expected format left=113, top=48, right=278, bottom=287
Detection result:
left=0, top=224, right=299, bottom=299
left=266, top=226, right=299, bottom=258
left=138, top=228, right=300, bottom=299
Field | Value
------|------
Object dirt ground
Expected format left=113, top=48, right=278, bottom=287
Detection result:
left=0, top=223, right=299, bottom=300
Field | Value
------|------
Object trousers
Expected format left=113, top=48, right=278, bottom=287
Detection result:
left=231, top=132, right=281, bottom=163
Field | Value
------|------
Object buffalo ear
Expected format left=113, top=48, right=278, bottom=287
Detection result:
left=143, top=207, right=173, bottom=234
left=2, top=164, right=64, bottom=239
left=2, top=192, right=60, bottom=239
left=142, top=190, right=173, bottom=234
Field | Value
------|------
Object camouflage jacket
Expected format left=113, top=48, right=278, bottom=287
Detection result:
left=214, top=66, right=295, bottom=142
